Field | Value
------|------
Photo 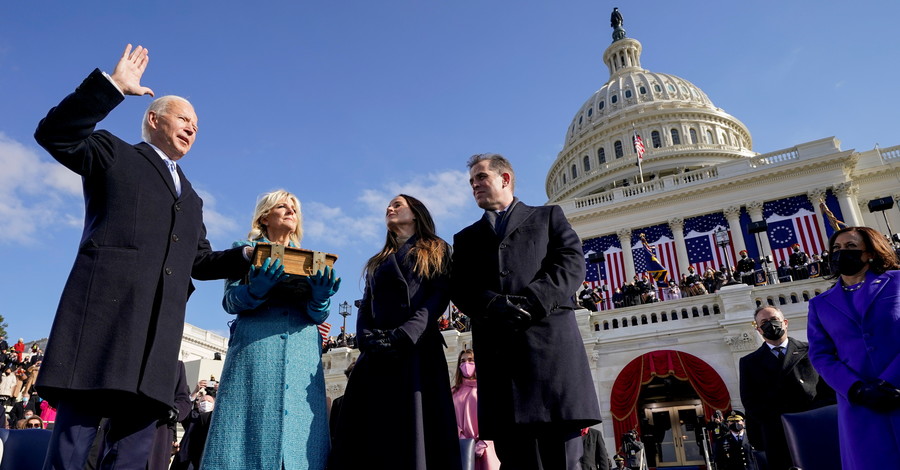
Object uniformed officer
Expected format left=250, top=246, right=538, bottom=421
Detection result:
left=714, top=411, right=758, bottom=470
left=736, top=250, right=757, bottom=285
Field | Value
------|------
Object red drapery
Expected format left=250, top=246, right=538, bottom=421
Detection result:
left=609, top=350, right=731, bottom=450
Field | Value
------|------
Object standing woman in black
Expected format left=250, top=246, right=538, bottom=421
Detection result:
left=329, top=194, right=461, bottom=470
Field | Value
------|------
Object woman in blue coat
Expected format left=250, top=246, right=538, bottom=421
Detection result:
left=201, top=189, right=340, bottom=470
left=807, top=226, right=900, bottom=469
left=329, top=194, right=461, bottom=470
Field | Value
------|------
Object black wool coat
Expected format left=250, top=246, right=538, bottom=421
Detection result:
left=451, top=201, right=602, bottom=439
left=33, top=70, right=248, bottom=415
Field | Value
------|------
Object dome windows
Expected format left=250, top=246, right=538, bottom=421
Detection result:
left=614, top=140, right=624, bottom=158
left=571, top=164, right=578, bottom=179
left=588, top=108, right=593, bottom=117
left=690, top=128, right=698, bottom=144
left=598, top=148, right=606, bottom=163
left=671, top=128, right=681, bottom=145
left=654, top=84, right=662, bottom=93
left=624, top=90, right=633, bottom=99
left=639, top=86, right=647, bottom=95
left=667, top=84, right=676, bottom=93
left=651, top=131, right=661, bottom=148
left=611, top=95, right=619, bottom=104
left=583, top=155, right=591, bottom=172
left=599, top=100, right=605, bottom=110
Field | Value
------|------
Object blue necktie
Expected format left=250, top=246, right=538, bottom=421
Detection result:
left=164, top=159, right=181, bottom=196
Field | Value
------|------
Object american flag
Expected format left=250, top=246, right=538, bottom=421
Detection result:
left=764, top=196, right=825, bottom=267
left=683, top=212, right=737, bottom=275
left=634, top=132, right=645, bottom=162
left=583, top=234, right=620, bottom=310
left=318, top=322, right=331, bottom=344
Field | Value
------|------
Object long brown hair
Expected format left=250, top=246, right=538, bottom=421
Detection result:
left=826, top=226, right=900, bottom=278
left=451, top=349, right=475, bottom=393
left=364, top=194, right=448, bottom=279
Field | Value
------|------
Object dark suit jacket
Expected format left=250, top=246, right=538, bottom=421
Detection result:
left=33, top=70, right=248, bottom=415
left=739, top=337, right=834, bottom=469
left=715, top=433, right=757, bottom=470
left=451, top=200, right=601, bottom=439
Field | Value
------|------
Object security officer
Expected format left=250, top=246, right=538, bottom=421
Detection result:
left=714, top=411, right=758, bottom=470
left=789, top=243, right=809, bottom=280
left=735, top=250, right=757, bottom=285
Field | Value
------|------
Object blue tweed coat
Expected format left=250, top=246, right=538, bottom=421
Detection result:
left=201, top=239, right=330, bottom=470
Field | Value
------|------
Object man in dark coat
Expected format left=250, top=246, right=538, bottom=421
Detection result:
left=739, top=305, right=834, bottom=470
left=451, top=153, right=602, bottom=469
left=714, top=412, right=757, bottom=470
left=33, top=45, right=250, bottom=469
left=579, top=427, right=610, bottom=470
left=788, top=243, right=809, bottom=280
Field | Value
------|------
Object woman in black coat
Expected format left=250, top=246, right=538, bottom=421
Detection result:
left=329, top=194, right=460, bottom=470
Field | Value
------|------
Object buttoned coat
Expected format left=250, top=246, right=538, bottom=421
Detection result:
left=330, top=237, right=460, bottom=470
left=33, top=70, right=248, bottom=415
left=451, top=201, right=601, bottom=439
left=739, top=337, right=834, bottom=470
left=807, top=269, right=900, bottom=469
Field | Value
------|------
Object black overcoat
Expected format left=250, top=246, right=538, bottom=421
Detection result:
left=33, top=70, right=248, bottom=415
left=450, top=201, right=601, bottom=439
left=739, top=337, right=834, bottom=470
left=330, top=237, right=460, bottom=470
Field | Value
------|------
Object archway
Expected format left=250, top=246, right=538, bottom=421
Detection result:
left=610, top=350, right=731, bottom=461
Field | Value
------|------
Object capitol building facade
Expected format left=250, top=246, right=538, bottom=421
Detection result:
left=182, top=13, right=900, bottom=468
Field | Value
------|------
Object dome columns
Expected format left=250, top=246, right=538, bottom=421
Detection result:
left=617, top=228, right=637, bottom=281
left=834, top=183, right=863, bottom=226
left=723, top=206, right=747, bottom=255
left=668, top=217, right=691, bottom=275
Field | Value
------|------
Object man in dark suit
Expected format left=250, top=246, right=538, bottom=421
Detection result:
left=714, top=412, right=757, bottom=470
left=738, top=305, right=834, bottom=470
left=33, top=45, right=250, bottom=469
left=451, top=153, right=601, bottom=469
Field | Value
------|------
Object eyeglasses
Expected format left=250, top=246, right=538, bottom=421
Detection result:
left=25, top=422, right=42, bottom=428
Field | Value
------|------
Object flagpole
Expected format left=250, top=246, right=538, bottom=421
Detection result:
left=633, top=124, right=644, bottom=184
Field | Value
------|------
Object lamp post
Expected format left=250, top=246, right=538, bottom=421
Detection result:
left=338, top=301, right=351, bottom=347
left=714, top=228, right=739, bottom=286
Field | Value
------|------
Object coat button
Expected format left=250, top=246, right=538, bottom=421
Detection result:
left=175, top=204, right=181, bottom=212
left=172, top=234, right=179, bottom=242
left=500, top=270, right=510, bottom=276
left=280, top=334, right=288, bottom=339
left=165, top=268, right=173, bottom=275
left=499, top=243, right=507, bottom=249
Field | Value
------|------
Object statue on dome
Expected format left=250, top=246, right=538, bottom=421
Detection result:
left=611, top=7, right=626, bottom=41
left=610, top=7, right=623, bottom=28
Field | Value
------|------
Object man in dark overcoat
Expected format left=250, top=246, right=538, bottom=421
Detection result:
left=451, top=153, right=602, bottom=469
left=739, top=305, right=834, bottom=470
left=33, top=45, right=250, bottom=469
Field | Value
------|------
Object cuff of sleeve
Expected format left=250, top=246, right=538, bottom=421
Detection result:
left=308, top=298, right=330, bottom=312
left=101, top=71, right=125, bottom=96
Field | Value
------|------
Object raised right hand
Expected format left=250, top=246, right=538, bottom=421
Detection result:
left=109, top=44, right=155, bottom=96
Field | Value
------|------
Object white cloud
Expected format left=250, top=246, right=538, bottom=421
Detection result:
left=303, top=169, right=473, bottom=248
left=195, top=188, right=241, bottom=243
left=0, top=133, right=83, bottom=244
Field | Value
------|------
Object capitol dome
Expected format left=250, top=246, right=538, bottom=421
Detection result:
left=546, top=30, right=756, bottom=203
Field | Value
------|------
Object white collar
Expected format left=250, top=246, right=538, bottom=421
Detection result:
left=766, top=338, right=789, bottom=350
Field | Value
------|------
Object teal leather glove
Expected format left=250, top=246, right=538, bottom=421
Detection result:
left=307, top=266, right=341, bottom=311
left=247, top=257, right=287, bottom=299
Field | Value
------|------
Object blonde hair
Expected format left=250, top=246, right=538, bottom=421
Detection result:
left=247, top=190, right=303, bottom=245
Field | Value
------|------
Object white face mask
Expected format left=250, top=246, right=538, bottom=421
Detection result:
left=198, top=401, right=214, bottom=413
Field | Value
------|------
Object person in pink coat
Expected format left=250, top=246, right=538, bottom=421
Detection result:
left=451, top=349, right=500, bottom=470
left=40, top=398, right=58, bottom=425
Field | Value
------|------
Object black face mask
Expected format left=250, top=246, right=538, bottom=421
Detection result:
left=729, top=423, right=744, bottom=432
left=760, top=319, right=785, bottom=341
left=830, top=250, right=868, bottom=277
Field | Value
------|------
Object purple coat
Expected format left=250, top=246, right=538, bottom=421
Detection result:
left=807, top=269, right=900, bottom=469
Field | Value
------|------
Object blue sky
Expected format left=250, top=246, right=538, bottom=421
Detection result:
left=3, top=1, right=899, bottom=340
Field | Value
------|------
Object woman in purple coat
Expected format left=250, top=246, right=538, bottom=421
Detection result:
left=807, top=226, right=900, bottom=469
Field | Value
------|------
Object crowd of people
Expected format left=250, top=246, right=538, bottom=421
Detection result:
left=577, top=245, right=839, bottom=312
left=0, top=338, right=55, bottom=431
left=9, top=43, right=900, bottom=470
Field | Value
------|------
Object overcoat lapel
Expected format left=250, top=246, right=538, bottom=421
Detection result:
left=500, top=202, right=535, bottom=242
left=136, top=143, right=179, bottom=199
left=860, top=272, right=891, bottom=320
left=782, top=339, right=806, bottom=373
left=821, top=282, right=858, bottom=324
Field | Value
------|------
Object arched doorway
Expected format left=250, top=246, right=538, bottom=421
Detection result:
left=610, top=350, right=731, bottom=468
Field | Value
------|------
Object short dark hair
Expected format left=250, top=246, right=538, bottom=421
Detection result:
left=467, top=153, right=516, bottom=191
left=753, top=305, right=783, bottom=322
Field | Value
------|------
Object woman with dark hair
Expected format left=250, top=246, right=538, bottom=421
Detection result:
left=807, top=226, right=900, bottom=469
left=201, top=189, right=340, bottom=470
left=452, top=349, right=500, bottom=470
left=330, top=194, right=460, bottom=470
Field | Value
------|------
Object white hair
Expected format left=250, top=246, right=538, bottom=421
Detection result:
left=141, top=95, right=193, bottom=143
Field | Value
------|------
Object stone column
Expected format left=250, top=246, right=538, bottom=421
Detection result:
left=807, top=188, right=830, bottom=248
left=668, top=217, right=690, bottom=274
left=747, top=201, right=773, bottom=259
left=617, top=228, right=636, bottom=281
left=723, top=206, right=746, bottom=255
left=834, top=183, right=863, bottom=226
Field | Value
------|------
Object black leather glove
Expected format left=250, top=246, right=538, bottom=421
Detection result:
left=849, top=380, right=900, bottom=412
left=485, top=295, right=533, bottom=332
left=362, top=328, right=410, bottom=353
left=165, top=406, right=178, bottom=426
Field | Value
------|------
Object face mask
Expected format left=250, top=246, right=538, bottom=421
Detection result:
left=760, top=319, right=785, bottom=341
left=729, top=423, right=744, bottom=432
left=460, top=362, right=476, bottom=378
left=198, top=401, right=214, bottom=413
left=830, top=250, right=867, bottom=277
